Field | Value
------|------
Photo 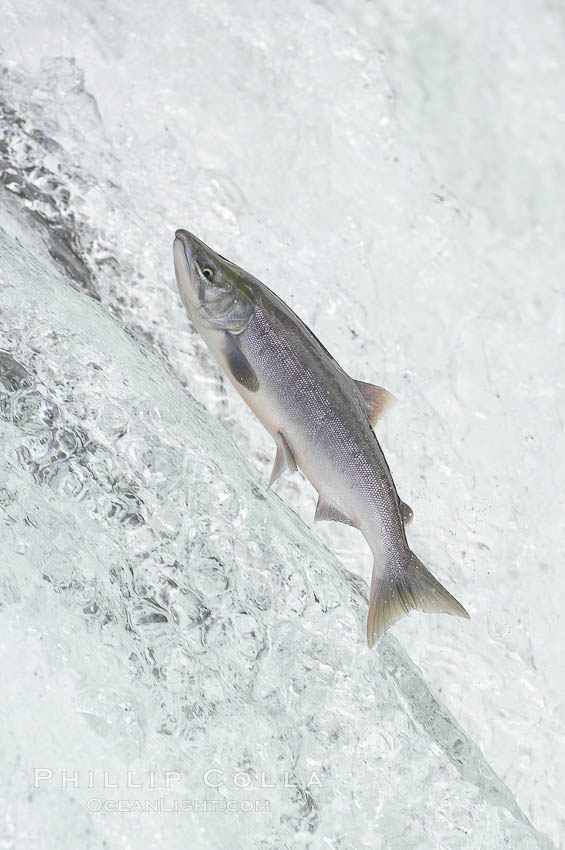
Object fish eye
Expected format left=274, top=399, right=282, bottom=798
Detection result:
left=202, top=266, right=214, bottom=280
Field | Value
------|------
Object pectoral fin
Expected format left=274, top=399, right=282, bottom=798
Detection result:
left=269, top=431, right=297, bottom=487
left=354, top=380, right=396, bottom=426
left=224, top=333, right=259, bottom=392
left=314, top=495, right=358, bottom=528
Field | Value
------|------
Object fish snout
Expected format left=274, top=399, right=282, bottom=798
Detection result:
left=174, top=229, right=198, bottom=260
left=175, top=228, right=195, bottom=243
left=173, top=229, right=201, bottom=312
left=175, top=229, right=210, bottom=256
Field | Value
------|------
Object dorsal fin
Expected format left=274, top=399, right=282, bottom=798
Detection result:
left=354, top=380, right=396, bottom=426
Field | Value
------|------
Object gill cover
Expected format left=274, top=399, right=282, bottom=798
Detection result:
left=175, top=230, right=256, bottom=334
left=199, top=275, right=255, bottom=334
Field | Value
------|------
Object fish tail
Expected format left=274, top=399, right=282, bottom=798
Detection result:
left=366, top=552, right=470, bottom=647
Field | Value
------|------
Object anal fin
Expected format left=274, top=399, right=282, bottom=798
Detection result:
left=269, top=432, right=298, bottom=487
left=314, top=495, right=358, bottom=528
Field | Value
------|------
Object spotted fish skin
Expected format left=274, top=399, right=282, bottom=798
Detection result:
left=173, top=229, right=469, bottom=645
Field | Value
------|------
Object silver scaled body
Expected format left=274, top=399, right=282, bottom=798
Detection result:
left=174, top=230, right=469, bottom=644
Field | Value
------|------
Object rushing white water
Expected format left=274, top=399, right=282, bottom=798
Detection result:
left=0, top=0, right=563, bottom=847
left=0, top=216, right=552, bottom=850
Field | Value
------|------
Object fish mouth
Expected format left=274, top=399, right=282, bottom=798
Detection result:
left=173, top=229, right=200, bottom=307
left=175, top=228, right=196, bottom=246
left=174, top=229, right=196, bottom=267
left=174, top=229, right=212, bottom=281
left=175, top=228, right=211, bottom=259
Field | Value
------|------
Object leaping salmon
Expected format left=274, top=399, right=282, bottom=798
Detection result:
left=173, top=230, right=469, bottom=645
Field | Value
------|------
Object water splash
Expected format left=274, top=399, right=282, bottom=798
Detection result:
left=0, top=222, right=553, bottom=849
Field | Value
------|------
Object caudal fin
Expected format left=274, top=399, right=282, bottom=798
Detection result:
left=367, top=553, right=470, bottom=647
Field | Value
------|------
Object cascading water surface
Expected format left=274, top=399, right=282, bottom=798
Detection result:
left=0, top=0, right=563, bottom=847
left=0, top=217, right=553, bottom=849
